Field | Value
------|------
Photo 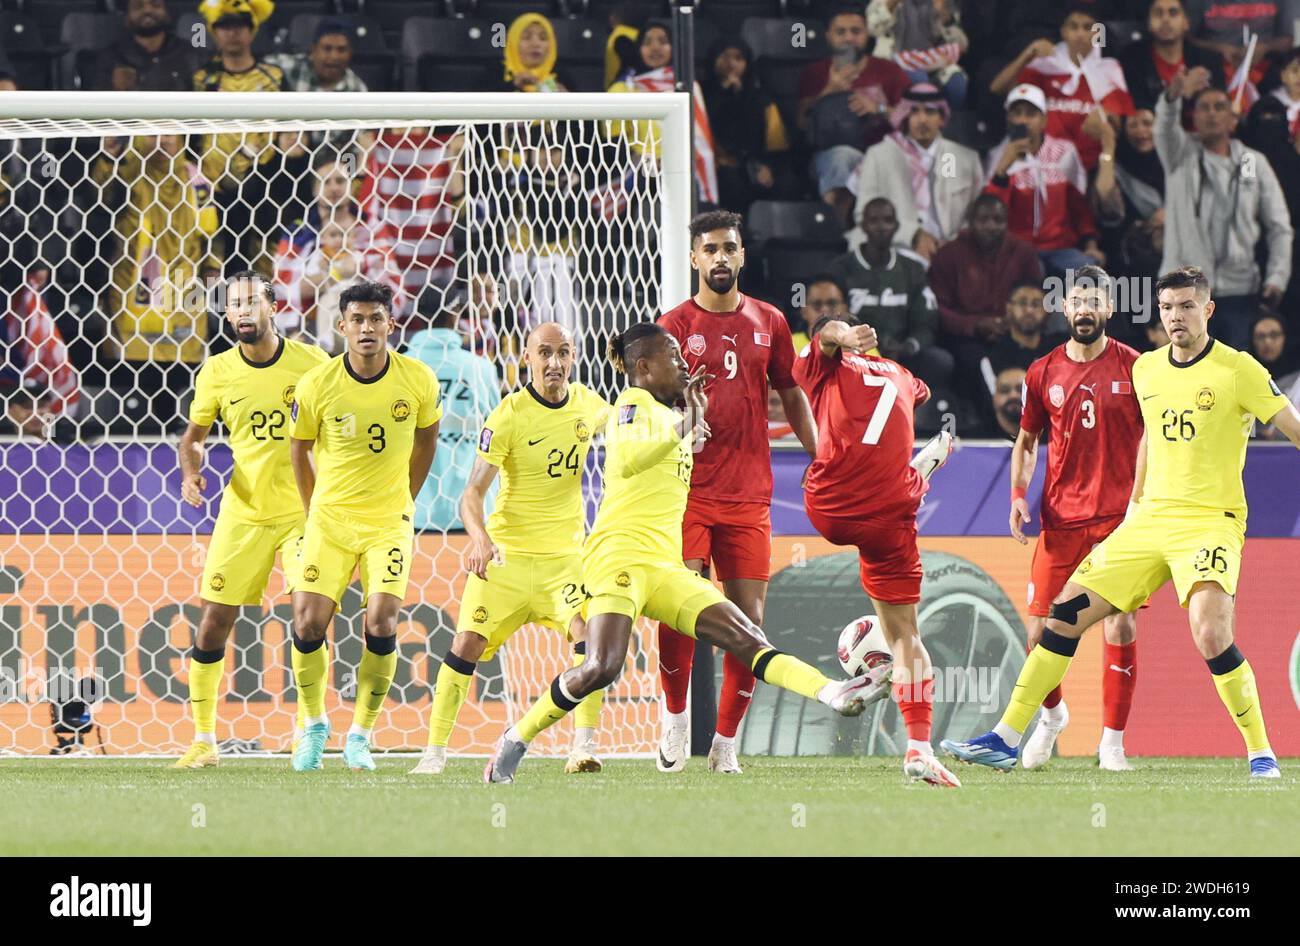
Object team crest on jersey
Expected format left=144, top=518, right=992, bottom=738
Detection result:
left=210, top=573, right=226, bottom=592
left=574, top=419, right=590, bottom=442
left=391, top=399, right=411, bottom=422
left=686, top=334, right=706, bottom=356
left=1077, top=556, right=1093, bottom=575
left=615, top=571, right=631, bottom=588
left=618, top=404, right=637, bottom=425
left=282, top=384, right=296, bottom=407
left=303, top=565, right=319, bottom=583
left=1196, top=387, right=1216, bottom=411
left=479, top=428, right=493, bottom=451
left=1048, top=384, right=1065, bottom=408
left=472, top=606, right=488, bottom=624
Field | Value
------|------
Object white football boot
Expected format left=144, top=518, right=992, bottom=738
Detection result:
left=707, top=738, right=743, bottom=774
left=410, top=745, right=446, bottom=775
left=656, top=722, right=689, bottom=773
left=1020, top=701, right=1069, bottom=770
left=911, top=430, right=955, bottom=481
left=1098, top=745, right=1135, bottom=771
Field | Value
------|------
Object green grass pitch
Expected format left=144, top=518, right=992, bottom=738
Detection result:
left=1, top=756, right=1295, bottom=856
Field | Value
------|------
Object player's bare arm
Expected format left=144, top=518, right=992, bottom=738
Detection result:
left=409, top=420, right=440, bottom=500
left=817, top=319, right=878, bottom=356
left=1129, top=429, right=1148, bottom=505
left=1267, top=399, right=1300, bottom=449
left=289, top=436, right=316, bottom=514
left=178, top=421, right=212, bottom=508
left=777, top=385, right=818, bottom=460
left=459, top=456, right=501, bottom=580
left=1009, top=427, right=1039, bottom=544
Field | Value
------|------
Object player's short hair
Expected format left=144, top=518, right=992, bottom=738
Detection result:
left=608, top=321, right=667, bottom=374
left=689, top=209, right=744, bottom=247
left=1155, top=266, right=1211, bottom=302
left=338, top=278, right=394, bottom=317
left=224, top=269, right=274, bottom=306
left=1069, top=264, right=1113, bottom=303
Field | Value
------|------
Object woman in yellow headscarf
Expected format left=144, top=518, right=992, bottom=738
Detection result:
left=483, top=13, right=574, bottom=93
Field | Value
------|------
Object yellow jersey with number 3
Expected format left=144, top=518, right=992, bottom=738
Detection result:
left=189, top=336, right=329, bottom=524
left=478, top=382, right=610, bottom=557
left=1134, top=340, right=1288, bottom=520
left=290, top=350, right=443, bottom=524
left=585, top=386, right=694, bottom=563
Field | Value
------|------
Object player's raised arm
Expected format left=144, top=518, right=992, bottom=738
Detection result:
left=816, top=319, right=878, bottom=356
left=1008, top=427, right=1038, bottom=544
left=178, top=421, right=212, bottom=509
left=459, top=456, right=501, bottom=580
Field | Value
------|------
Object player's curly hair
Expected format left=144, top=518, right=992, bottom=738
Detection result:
left=224, top=269, right=274, bottom=306
left=338, top=278, right=395, bottom=317
left=689, top=209, right=744, bottom=246
left=607, top=322, right=667, bottom=374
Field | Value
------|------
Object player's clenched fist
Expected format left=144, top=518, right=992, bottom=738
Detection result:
left=181, top=472, right=207, bottom=508
left=1009, top=496, right=1031, bottom=545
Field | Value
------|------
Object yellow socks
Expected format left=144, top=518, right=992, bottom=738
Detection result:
left=352, top=633, right=397, bottom=733
left=1209, top=646, right=1271, bottom=755
left=513, top=676, right=581, bottom=743
left=751, top=648, right=831, bottom=701
left=291, top=634, right=329, bottom=721
left=187, top=646, right=226, bottom=742
left=572, top=644, right=604, bottom=740
left=427, top=652, right=475, bottom=748
left=998, top=630, right=1078, bottom=739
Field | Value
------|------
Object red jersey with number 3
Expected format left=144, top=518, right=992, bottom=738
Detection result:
left=1020, top=338, right=1142, bottom=530
left=793, top=334, right=929, bottom=522
left=658, top=294, right=796, bottom=505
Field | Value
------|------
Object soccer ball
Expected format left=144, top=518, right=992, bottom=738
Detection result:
left=837, top=615, right=893, bottom=681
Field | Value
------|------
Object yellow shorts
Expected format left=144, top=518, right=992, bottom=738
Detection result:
left=297, top=508, right=415, bottom=606
left=582, top=552, right=726, bottom=637
left=459, top=552, right=585, bottom=661
left=1071, top=506, right=1245, bottom=612
left=201, top=511, right=303, bottom=606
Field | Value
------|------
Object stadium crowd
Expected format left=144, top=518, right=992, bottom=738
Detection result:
left=1, top=0, right=1299, bottom=445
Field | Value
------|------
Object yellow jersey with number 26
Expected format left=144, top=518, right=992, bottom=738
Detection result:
left=585, top=386, right=694, bottom=564
left=1134, top=340, right=1288, bottom=520
left=291, top=350, right=443, bottom=524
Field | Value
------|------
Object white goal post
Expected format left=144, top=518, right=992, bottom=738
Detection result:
left=0, top=91, right=693, bottom=758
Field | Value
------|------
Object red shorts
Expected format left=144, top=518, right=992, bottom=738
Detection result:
left=806, top=506, right=921, bottom=605
left=681, top=499, right=772, bottom=582
left=1028, top=518, right=1123, bottom=617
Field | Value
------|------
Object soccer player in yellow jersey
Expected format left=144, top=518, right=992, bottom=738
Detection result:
left=288, top=279, right=442, bottom=772
left=944, top=267, right=1300, bottom=778
left=173, top=271, right=329, bottom=768
left=410, top=322, right=610, bottom=777
left=484, top=323, right=882, bottom=783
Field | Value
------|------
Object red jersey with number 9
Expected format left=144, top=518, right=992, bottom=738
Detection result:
left=658, top=294, right=796, bottom=505
left=793, top=334, right=929, bottom=522
left=1020, top=338, right=1142, bottom=530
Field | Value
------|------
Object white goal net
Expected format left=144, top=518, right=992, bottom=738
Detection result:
left=0, top=91, right=692, bottom=757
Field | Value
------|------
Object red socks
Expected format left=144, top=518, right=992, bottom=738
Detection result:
left=1102, top=641, right=1137, bottom=731
left=657, top=622, right=694, bottom=715
left=715, top=651, right=755, bottom=739
left=893, top=679, right=935, bottom=742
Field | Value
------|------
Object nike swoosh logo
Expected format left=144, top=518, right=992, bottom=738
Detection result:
left=528, top=437, right=545, bottom=445
left=1236, top=706, right=1252, bottom=717
left=658, top=748, right=677, bottom=768
left=382, top=578, right=400, bottom=583
left=370, top=691, right=387, bottom=697
left=229, top=396, right=248, bottom=405
left=1142, top=394, right=1159, bottom=401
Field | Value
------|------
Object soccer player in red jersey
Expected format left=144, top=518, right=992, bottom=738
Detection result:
left=654, top=210, right=819, bottom=775
left=1010, top=265, right=1144, bottom=771
left=793, top=315, right=962, bottom=788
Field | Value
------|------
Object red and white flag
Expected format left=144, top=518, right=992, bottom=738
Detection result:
left=1112, top=380, right=1132, bottom=395
left=627, top=67, right=719, bottom=204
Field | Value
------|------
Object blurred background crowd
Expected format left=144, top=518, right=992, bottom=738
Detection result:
left=1, top=0, right=1299, bottom=451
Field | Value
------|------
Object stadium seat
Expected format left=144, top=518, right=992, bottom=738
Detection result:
left=60, top=11, right=122, bottom=51
left=416, top=58, right=490, bottom=92
left=741, top=16, right=827, bottom=62
left=14, top=0, right=100, bottom=49
left=698, top=0, right=781, bottom=25
left=551, top=16, right=607, bottom=64
left=747, top=200, right=846, bottom=303
left=288, top=13, right=390, bottom=54
left=473, top=0, right=563, bottom=24
left=1101, top=19, right=1144, bottom=54
left=358, top=0, right=438, bottom=43
left=564, top=60, right=606, bottom=91
left=942, top=109, right=990, bottom=152
left=402, top=17, right=498, bottom=90
left=0, top=11, right=53, bottom=89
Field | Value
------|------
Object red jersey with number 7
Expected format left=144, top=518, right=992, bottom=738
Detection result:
left=793, top=334, right=929, bottom=522
left=1020, top=338, right=1142, bottom=530
left=658, top=294, right=796, bottom=505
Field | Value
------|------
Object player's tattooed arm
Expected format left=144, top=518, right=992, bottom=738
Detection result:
left=290, top=437, right=316, bottom=515
left=1008, top=427, right=1038, bottom=545
left=178, top=421, right=213, bottom=508
left=460, top=457, right=502, bottom=580
left=1267, top=400, right=1300, bottom=450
